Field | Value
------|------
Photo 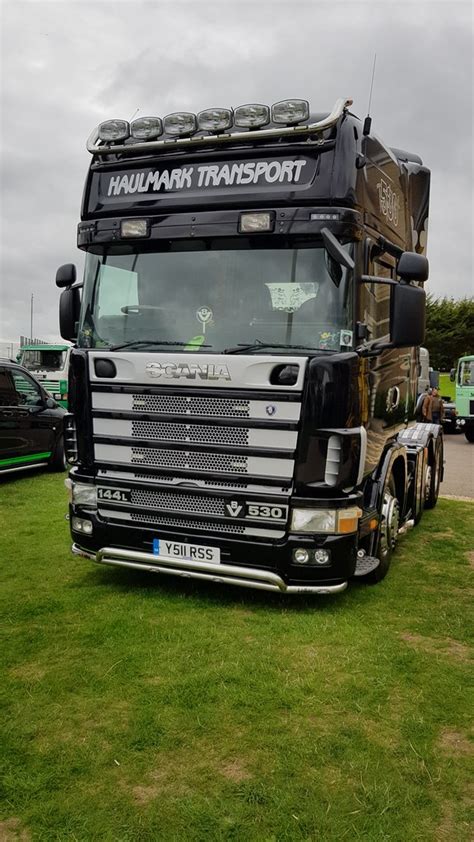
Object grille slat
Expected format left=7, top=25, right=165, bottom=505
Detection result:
left=131, top=420, right=249, bottom=446
left=133, top=394, right=251, bottom=418
left=131, top=446, right=249, bottom=473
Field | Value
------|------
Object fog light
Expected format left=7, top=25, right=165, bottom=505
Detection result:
left=314, top=549, right=330, bottom=565
left=72, top=516, right=93, bottom=535
left=121, top=219, right=149, bottom=238
left=293, top=548, right=310, bottom=565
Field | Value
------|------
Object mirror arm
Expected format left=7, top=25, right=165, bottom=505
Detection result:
left=360, top=275, right=398, bottom=286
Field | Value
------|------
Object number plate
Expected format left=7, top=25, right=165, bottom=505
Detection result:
left=153, top=538, right=220, bottom=564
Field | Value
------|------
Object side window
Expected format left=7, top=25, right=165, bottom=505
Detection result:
left=360, top=250, right=395, bottom=340
left=0, top=368, right=17, bottom=407
left=11, top=371, right=43, bottom=406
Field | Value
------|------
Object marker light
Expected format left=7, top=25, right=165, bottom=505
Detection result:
left=271, top=99, right=310, bottom=125
left=234, top=103, right=270, bottom=128
left=311, top=213, right=340, bottom=221
left=197, top=108, right=233, bottom=132
left=121, top=219, right=149, bottom=238
left=130, top=117, right=163, bottom=140
left=163, top=112, right=197, bottom=136
left=98, top=119, right=130, bottom=142
left=239, top=212, right=274, bottom=233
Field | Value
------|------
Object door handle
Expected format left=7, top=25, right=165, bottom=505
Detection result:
left=389, top=386, right=401, bottom=409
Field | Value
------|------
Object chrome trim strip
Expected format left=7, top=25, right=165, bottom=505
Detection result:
left=93, top=546, right=348, bottom=595
left=87, top=98, right=352, bottom=155
left=0, top=462, right=48, bottom=475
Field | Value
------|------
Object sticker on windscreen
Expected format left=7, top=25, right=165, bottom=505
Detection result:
left=265, top=282, right=318, bottom=313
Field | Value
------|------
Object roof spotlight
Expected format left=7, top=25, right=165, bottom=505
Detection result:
left=197, top=108, right=233, bottom=132
left=163, top=112, right=197, bottom=136
left=234, top=104, right=270, bottom=128
left=130, top=117, right=163, bottom=140
left=271, top=99, right=310, bottom=125
left=98, top=119, right=130, bottom=142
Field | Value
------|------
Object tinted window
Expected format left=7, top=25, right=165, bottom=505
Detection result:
left=0, top=368, right=16, bottom=407
left=11, top=371, right=43, bottom=406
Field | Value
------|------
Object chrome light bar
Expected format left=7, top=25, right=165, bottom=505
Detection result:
left=87, top=97, right=353, bottom=156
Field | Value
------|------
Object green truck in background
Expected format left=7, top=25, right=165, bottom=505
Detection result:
left=17, top=344, right=71, bottom=407
left=451, top=355, right=474, bottom=442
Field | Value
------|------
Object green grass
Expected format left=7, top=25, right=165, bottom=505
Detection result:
left=1, top=473, right=473, bottom=841
left=439, top=373, right=455, bottom=401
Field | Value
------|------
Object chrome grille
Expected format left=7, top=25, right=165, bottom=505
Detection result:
left=131, top=447, right=249, bottom=473
left=131, top=420, right=249, bottom=446
left=132, top=394, right=251, bottom=417
left=131, top=488, right=224, bottom=516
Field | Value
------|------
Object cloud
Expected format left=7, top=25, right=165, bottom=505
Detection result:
left=0, top=0, right=472, bottom=345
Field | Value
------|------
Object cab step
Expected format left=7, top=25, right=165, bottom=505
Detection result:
left=353, top=552, right=381, bottom=577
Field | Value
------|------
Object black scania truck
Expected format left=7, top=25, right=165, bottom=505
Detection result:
left=57, top=97, right=443, bottom=595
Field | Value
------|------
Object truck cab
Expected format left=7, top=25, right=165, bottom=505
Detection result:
left=18, top=344, right=71, bottom=407
left=56, top=97, right=443, bottom=595
left=452, top=355, right=474, bottom=441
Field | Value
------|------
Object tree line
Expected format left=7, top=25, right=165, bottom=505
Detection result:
left=425, top=295, right=474, bottom=371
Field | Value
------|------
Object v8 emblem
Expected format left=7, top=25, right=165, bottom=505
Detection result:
left=225, top=500, right=244, bottom=518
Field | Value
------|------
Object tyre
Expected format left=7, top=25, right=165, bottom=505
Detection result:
left=424, top=438, right=442, bottom=508
left=465, top=427, right=474, bottom=443
left=48, top=435, right=66, bottom=472
left=365, top=475, right=400, bottom=584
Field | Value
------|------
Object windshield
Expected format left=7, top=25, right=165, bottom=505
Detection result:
left=21, top=350, right=67, bottom=371
left=78, top=239, right=354, bottom=353
left=459, top=360, right=474, bottom=386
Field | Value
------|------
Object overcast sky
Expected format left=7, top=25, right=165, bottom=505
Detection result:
left=0, top=0, right=472, bottom=348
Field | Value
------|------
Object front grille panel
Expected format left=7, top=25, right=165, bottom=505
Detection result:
left=91, top=361, right=304, bottom=534
left=133, top=394, right=251, bottom=417
left=131, top=446, right=249, bottom=473
left=131, top=487, right=224, bottom=516
left=131, top=420, right=249, bottom=447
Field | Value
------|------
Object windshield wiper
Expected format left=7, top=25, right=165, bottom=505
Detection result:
left=224, top=340, right=322, bottom=355
left=106, top=340, right=212, bottom=352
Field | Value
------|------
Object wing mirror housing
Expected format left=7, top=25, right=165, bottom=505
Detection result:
left=396, top=252, right=429, bottom=283
left=450, top=368, right=456, bottom=382
left=390, top=283, right=426, bottom=347
left=60, top=286, right=81, bottom=341
left=56, top=264, right=77, bottom=288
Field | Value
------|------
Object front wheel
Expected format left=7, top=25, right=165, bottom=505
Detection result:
left=464, top=427, right=474, bottom=443
left=365, top=476, right=400, bottom=584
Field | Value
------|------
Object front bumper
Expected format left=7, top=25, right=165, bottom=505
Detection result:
left=72, top=543, right=348, bottom=595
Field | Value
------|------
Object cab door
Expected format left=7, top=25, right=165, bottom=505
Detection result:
left=0, top=367, right=55, bottom=470
left=359, top=244, right=415, bottom=473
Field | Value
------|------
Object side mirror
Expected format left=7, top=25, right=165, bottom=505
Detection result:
left=45, top=397, right=57, bottom=409
left=390, top=283, right=426, bottom=347
left=397, top=252, right=429, bottom=283
left=450, top=368, right=456, bottom=382
left=429, top=369, right=440, bottom=389
left=60, top=287, right=81, bottom=341
left=56, top=264, right=77, bottom=288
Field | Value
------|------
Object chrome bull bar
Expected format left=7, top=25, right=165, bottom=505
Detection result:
left=72, top=544, right=347, bottom=595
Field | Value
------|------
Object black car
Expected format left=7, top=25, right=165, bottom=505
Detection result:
left=0, top=359, right=66, bottom=476
left=441, top=396, right=459, bottom=434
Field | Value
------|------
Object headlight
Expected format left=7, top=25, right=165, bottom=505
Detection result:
left=291, top=507, right=361, bottom=534
left=72, top=483, right=97, bottom=508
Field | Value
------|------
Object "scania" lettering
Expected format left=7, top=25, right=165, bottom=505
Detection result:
left=145, top=362, right=231, bottom=381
